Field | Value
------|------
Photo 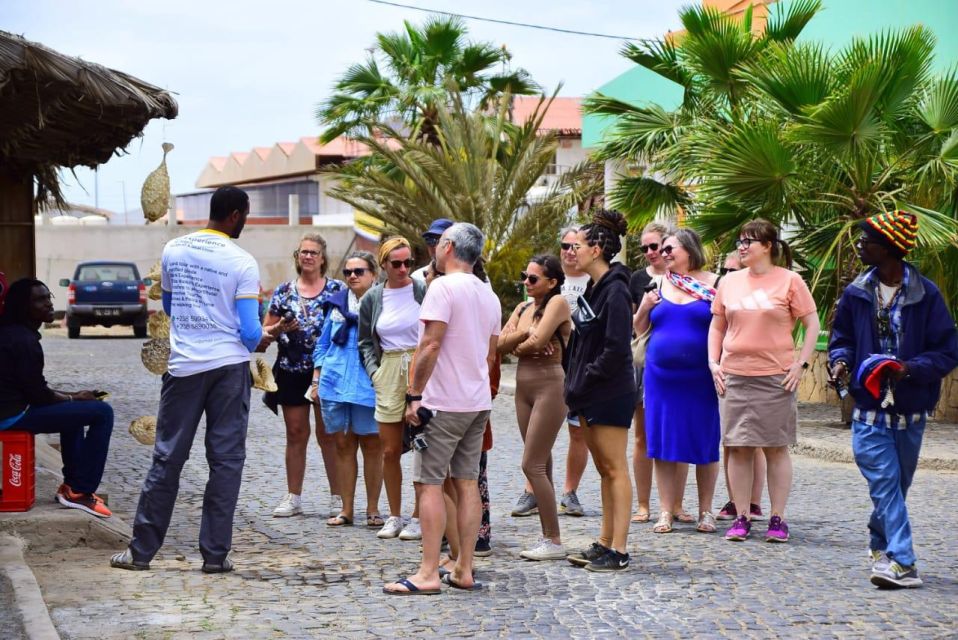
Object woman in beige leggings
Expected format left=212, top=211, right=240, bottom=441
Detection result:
left=498, top=255, right=572, bottom=561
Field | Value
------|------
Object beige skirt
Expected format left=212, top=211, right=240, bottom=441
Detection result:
left=720, top=373, right=797, bottom=447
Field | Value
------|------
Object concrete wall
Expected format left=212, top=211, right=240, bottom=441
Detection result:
left=36, top=224, right=358, bottom=312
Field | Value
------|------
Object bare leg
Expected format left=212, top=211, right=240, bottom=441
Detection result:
left=582, top=424, right=612, bottom=548
left=631, top=404, right=653, bottom=519
left=281, top=405, right=310, bottom=495
left=587, top=424, right=632, bottom=553
left=358, top=435, right=383, bottom=517
left=752, top=448, right=767, bottom=506
left=728, top=446, right=756, bottom=518
left=378, top=421, right=404, bottom=516
left=313, top=404, right=339, bottom=496
left=695, top=462, right=719, bottom=515
left=384, top=483, right=443, bottom=593
left=450, top=477, right=482, bottom=588
left=442, top=477, right=459, bottom=566
left=330, top=432, right=358, bottom=521
left=563, top=422, right=589, bottom=494
left=673, top=462, right=691, bottom=519
left=763, top=446, right=792, bottom=518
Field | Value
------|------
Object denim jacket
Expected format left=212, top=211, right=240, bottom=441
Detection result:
left=313, top=300, right=375, bottom=407
left=828, top=262, right=958, bottom=414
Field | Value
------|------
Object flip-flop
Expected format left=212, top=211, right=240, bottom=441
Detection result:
left=441, top=573, right=483, bottom=591
left=631, top=511, right=651, bottom=523
left=366, top=514, right=384, bottom=527
left=382, top=577, right=441, bottom=596
left=326, top=514, right=353, bottom=527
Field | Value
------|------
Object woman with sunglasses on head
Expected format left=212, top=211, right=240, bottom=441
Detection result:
left=498, top=255, right=572, bottom=560
left=263, top=233, right=344, bottom=519
left=358, top=236, right=427, bottom=540
left=709, top=219, right=819, bottom=543
left=312, top=252, right=383, bottom=527
left=564, top=209, right=636, bottom=572
left=636, top=229, right=721, bottom=535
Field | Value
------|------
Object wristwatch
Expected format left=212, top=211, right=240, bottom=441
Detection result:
left=800, top=361, right=809, bottom=370
left=405, top=393, right=423, bottom=403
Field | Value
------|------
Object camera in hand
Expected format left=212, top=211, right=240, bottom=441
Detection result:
left=643, top=282, right=658, bottom=294
left=408, top=407, right=432, bottom=452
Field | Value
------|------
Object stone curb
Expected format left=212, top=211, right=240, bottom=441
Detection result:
left=0, top=535, right=60, bottom=640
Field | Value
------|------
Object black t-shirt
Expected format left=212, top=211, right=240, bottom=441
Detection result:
left=628, top=268, right=654, bottom=308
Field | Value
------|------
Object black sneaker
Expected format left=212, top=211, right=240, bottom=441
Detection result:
left=585, top=549, right=630, bottom=572
left=567, top=542, right=610, bottom=567
left=474, top=538, right=493, bottom=557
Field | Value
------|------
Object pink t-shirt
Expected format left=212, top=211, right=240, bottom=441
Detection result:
left=711, top=266, right=816, bottom=376
left=420, top=273, right=502, bottom=412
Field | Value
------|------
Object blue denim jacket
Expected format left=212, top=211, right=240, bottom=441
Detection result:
left=313, top=301, right=375, bottom=407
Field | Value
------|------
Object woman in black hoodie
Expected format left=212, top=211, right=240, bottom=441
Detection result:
left=564, top=209, right=636, bottom=572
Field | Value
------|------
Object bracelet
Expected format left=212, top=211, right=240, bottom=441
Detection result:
left=405, top=393, right=422, bottom=403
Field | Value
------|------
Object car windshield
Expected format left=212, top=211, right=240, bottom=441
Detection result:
left=78, top=265, right=137, bottom=281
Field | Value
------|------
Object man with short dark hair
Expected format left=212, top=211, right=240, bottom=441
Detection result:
left=112, top=185, right=262, bottom=573
left=829, top=210, right=958, bottom=589
left=0, top=278, right=114, bottom=517
left=383, top=222, right=500, bottom=595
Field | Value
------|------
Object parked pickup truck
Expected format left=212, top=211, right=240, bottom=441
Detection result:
left=59, top=262, right=150, bottom=339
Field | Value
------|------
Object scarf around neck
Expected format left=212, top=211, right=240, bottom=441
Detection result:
left=667, top=270, right=716, bottom=302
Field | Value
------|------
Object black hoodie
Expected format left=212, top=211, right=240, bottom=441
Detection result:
left=564, top=263, right=635, bottom=412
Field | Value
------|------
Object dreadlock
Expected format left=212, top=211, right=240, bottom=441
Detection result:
left=581, top=209, right=628, bottom=262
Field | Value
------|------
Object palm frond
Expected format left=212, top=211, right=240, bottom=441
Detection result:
left=763, top=0, right=822, bottom=43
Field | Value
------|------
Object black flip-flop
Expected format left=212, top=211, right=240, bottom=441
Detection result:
left=327, top=514, right=353, bottom=527
left=382, top=577, right=441, bottom=596
left=441, top=573, right=483, bottom=591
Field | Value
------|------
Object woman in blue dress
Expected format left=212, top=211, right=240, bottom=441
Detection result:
left=634, top=229, right=721, bottom=535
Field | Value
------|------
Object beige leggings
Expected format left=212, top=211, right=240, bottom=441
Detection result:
left=515, top=361, right=568, bottom=540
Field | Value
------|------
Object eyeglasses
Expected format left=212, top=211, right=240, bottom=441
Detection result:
left=520, top=271, right=540, bottom=285
left=660, top=245, right=676, bottom=256
left=389, top=259, right=415, bottom=269
left=735, top=237, right=761, bottom=249
left=560, top=242, right=574, bottom=251
left=342, top=268, right=368, bottom=277
left=296, top=249, right=320, bottom=257
left=719, top=267, right=739, bottom=275
left=639, top=243, right=659, bottom=253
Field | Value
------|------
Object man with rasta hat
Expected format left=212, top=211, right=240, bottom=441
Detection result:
left=829, top=210, right=958, bottom=589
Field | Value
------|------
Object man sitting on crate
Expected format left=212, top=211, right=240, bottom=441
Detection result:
left=0, top=278, right=114, bottom=517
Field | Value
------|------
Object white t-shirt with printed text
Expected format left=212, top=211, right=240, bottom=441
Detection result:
left=562, top=273, right=591, bottom=314
left=161, top=229, right=260, bottom=376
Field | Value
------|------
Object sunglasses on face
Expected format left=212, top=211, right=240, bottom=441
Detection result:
left=296, top=249, right=320, bottom=257
left=735, top=237, right=761, bottom=249
left=342, top=268, right=368, bottom=277
left=560, top=242, right=574, bottom=251
left=640, top=243, right=659, bottom=253
left=660, top=245, right=676, bottom=256
left=424, top=235, right=440, bottom=247
left=520, top=272, right=541, bottom=285
left=389, top=259, right=415, bottom=269
left=719, top=267, right=739, bottom=275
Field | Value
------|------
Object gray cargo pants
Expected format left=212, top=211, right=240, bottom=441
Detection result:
left=129, top=361, right=250, bottom=565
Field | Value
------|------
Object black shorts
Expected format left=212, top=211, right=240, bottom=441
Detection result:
left=578, top=391, right=636, bottom=429
left=269, top=366, right=313, bottom=407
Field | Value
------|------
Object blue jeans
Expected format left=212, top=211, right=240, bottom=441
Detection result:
left=11, top=400, right=114, bottom=494
left=851, top=416, right=925, bottom=567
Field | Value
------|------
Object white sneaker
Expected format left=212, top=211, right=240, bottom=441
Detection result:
left=519, top=539, right=567, bottom=561
left=377, top=515, right=404, bottom=539
left=272, top=493, right=303, bottom=517
left=327, top=494, right=343, bottom=518
left=398, top=517, right=422, bottom=540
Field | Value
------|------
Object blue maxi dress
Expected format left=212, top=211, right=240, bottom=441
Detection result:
left=644, top=297, right=720, bottom=464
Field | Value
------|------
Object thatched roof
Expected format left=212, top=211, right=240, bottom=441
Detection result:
left=0, top=30, right=178, bottom=202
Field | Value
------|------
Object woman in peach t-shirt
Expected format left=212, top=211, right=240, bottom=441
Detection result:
left=708, top=219, right=819, bottom=545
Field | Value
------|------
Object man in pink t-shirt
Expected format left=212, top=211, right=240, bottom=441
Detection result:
left=383, top=223, right=501, bottom=596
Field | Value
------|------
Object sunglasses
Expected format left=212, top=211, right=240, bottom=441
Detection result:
left=520, top=271, right=541, bottom=285
left=389, top=259, right=415, bottom=269
left=735, top=237, right=761, bottom=249
left=560, top=242, right=574, bottom=251
left=639, top=243, right=659, bottom=253
left=296, top=249, right=320, bottom=257
left=424, top=235, right=440, bottom=247
left=719, top=267, right=739, bottom=275
left=342, top=268, right=368, bottom=277
left=660, top=245, right=676, bottom=256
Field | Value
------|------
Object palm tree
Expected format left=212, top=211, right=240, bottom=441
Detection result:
left=322, top=91, right=602, bottom=309
left=315, top=16, right=538, bottom=145
left=586, top=1, right=958, bottom=318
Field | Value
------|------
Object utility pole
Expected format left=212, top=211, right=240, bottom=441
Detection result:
left=94, top=167, right=99, bottom=209
left=117, top=181, right=128, bottom=225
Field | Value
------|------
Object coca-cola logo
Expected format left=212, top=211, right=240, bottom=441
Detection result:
left=9, top=453, right=22, bottom=487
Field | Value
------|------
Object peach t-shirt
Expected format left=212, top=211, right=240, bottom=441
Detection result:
left=711, top=266, right=816, bottom=376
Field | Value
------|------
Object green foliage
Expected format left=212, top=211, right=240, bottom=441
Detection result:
left=586, top=1, right=958, bottom=321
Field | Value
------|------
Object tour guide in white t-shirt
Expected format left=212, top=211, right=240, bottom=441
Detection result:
left=383, top=222, right=501, bottom=595
left=111, top=186, right=263, bottom=574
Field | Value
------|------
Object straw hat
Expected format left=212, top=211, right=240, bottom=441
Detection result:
left=140, top=338, right=170, bottom=375
left=129, top=416, right=156, bottom=445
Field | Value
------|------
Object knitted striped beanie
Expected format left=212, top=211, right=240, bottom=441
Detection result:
left=861, top=210, right=918, bottom=255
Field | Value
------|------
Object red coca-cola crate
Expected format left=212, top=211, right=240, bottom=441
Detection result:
left=0, top=431, right=35, bottom=512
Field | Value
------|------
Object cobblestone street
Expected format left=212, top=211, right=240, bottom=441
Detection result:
left=24, top=332, right=958, bottom=639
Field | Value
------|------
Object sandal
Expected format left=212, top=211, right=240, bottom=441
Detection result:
left=326, top=514, right=353, bottom=527
left=653, top=511, right=673, bottom=534
left=631, top=510, right=651, bottom=523
left=674, top=511, right=695, bottom=524
left=366, top=513, right=384, bottom=527
left=696, top=511, right=717, bottom=533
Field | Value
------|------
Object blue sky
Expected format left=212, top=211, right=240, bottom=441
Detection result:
left=3, top=0, right=687, bottom=217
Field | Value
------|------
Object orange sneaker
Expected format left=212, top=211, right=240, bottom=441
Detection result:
left=57, top=487, right=112, bottom=518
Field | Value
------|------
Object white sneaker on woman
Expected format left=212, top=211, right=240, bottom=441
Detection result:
left=377, top=515, right=404, bottom=539
left=272, top=493, right=303, bottom=517
left=398, top=517, right=422, bottom=540
left=520, top=539, right=567, bottom=561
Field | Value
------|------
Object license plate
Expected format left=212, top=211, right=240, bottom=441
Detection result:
left=94, top=308, right=121, bottom=317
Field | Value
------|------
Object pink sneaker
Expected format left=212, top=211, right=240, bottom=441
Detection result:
left=750, top=503, right=765, bottom=521
left=716, top=500, right=737, bottom=520
left=765, top=515, right=789, bottom=543
left=724, top=515, right=751, bottom=541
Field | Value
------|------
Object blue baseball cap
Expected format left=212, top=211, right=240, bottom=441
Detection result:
left=423, top=218, right=454, bottom=239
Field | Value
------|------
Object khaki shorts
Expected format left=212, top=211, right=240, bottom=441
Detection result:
left=372, top=349, right=415, bottom=423
left=720, top=373, right=797, bottom=447
left=412, top=410, right=490, bottom=485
